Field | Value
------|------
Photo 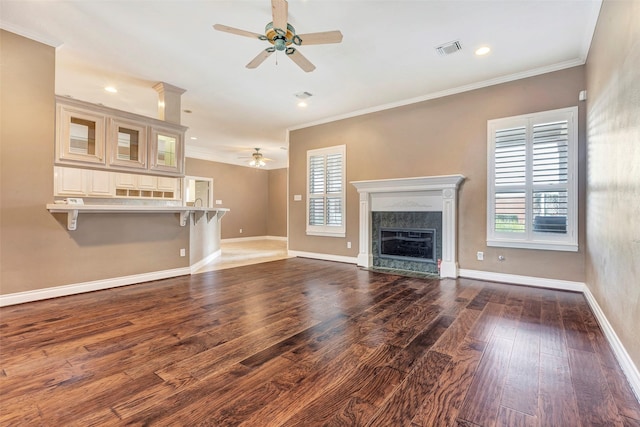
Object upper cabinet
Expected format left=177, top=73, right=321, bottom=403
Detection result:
left=150, top=126, right=184, bottom=175
left=108, top=118, right=147, bottom=171
left=56, top=103, right=106, bottom=166
left=55, top=96, right=187, bottom=177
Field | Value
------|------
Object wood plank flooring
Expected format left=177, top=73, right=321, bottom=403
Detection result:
left=1, top=258, right=639, bottom=426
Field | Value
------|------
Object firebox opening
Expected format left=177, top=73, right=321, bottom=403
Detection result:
left=379, top=228, right=436, bottom=263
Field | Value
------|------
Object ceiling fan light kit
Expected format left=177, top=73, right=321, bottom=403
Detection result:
left=214, top=0, right=343, bottom=72
left=249, top=148, right=267, bottom=168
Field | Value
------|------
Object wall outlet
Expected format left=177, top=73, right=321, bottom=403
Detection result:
left=239, top=228, right=243, bottom=234
left=180, top=248, right=186, bottom=257
left=347, top=241, right=352, bottom=249
left=476, top=251, right=484, bottom=261
left=294, top=194, right=302, bottom=201
left=215, top=199, right=223, bottom=205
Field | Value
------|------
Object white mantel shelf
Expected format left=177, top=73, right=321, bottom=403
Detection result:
left=46, top=204, right=229, bottom=231
left=350, top=175, right=465, bottom=193
left=351, top=174, right=465, bottom=278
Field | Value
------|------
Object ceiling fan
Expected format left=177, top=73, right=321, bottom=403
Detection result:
left=213, top=0, right=343, bottom=72
left=240, top=148, right=272, bottom=167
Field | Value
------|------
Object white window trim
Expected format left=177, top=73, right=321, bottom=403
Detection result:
left=487, top=106, right=578, bottom=252
left=306, top=145, right=346, bottom=238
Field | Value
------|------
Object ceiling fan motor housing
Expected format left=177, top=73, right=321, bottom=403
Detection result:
left=265, top=22, right=300, bottom=51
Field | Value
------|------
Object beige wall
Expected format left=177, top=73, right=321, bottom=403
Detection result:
left=188, top=212, right=222, bottom=267
left=0, top=31, right=190, bottom=296
left=585, top=0, right=640, bottom=371
left=186, top=158, right=286, bottom=239
left=268, top=168, right=287, bottom=237
left=289, top=66, right=587, bottom=281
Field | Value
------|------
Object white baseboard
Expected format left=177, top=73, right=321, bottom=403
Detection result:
left=288, top=250, right=357, bottom=265
left=190, top=249, right=222, bottom=273
left=459, top=268, right=639, bottom=403
left=583, top=287, right=640, bottom=402
left=0, top=267, right=191, bottom=307
left=459, top=269, right=586, bottom=292
left=222, top=235, right=288, bottom=243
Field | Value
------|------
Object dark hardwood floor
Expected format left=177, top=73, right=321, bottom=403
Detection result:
left=1, top=258, right=639, bottom=426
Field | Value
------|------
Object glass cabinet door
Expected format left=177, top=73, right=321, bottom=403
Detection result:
left=56, top=105, right=106, bottom=165
left=150, top=126, right=184, bottom=175
left=108, top=118, right=147, bottom=170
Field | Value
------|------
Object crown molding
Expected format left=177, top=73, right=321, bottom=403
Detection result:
left=289, top=58, right=586, bottom=132
left=0, top=22, right=62, bottom=48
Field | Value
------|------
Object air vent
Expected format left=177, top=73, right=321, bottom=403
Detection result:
left=295, top=91, right=313, bottom=99
left=435, top=40, right=462, bottom=56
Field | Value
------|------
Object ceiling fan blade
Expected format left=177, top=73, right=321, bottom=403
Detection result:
left=246, top=49, right=274, bottom=69
left=213, top=24, right=263, bottom=40
left=287, top=48, right=316, bottom=73
left=271, top=0, right=288, bottom=32
left=297, top=31, right=343, bottom=45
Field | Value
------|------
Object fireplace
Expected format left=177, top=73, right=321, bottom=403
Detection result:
left=372, top=211, right=442, bottom=274
left=379, top=228, right=435, bottom=262
left=351, top=175, right=464, bottom=278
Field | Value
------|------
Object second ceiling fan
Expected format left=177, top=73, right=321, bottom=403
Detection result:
left=213, top=0, right=343, bottom=72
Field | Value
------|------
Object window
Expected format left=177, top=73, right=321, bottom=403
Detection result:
left=487, top=107, right=578, bottom=251
left=307, top=145, right=346, bottom=237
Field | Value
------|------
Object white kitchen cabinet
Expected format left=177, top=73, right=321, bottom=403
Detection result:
left=54, top=167, right=115, bottom=198
left=149, top=126, right=184, bottom=176
left=56, top=103, right=106, bottom=167
left=108, top=118, right=147, bottom=171
left=54, top=167, right=86, bottom=196
left=87, top=170, right=115, bottom=197
left=55, top=96, right=186, bottom=177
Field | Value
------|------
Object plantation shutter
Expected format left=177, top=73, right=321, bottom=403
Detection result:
left=307, top=146, right=345, bottom=233
left=487, top=107, right=577, bottom=251
left=493, top=126, right=527, bottom=233
left=531, top=120, right=569, bottom=234
left=325, top=153, right=343, bottom=226
left=308, top=155, right=326, bottom=226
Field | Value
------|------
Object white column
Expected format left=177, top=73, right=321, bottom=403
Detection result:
left=153, top=82, right=186, bottom=125
left=439, top=188, right=458, bottom=278
left=357, top=191, right=371, bottom=267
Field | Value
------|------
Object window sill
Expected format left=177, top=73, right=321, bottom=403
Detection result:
left=306, top=230, right=346, bottom=238
left=487, top=239, right=578, bottom=252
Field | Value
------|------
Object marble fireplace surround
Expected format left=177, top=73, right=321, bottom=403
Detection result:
left=351, top=175, right=465, bottom=278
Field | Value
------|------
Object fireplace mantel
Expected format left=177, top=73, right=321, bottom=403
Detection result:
left=351, top=175, right=465, bottom=278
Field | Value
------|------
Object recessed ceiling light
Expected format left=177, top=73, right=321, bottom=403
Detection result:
left=190, top=136, right=198, bottom=140
left=297, top=101, right=308, bottom=108
left=104, top=86, right=117, bottom=93
left=475, top=46, right=491, bottom=56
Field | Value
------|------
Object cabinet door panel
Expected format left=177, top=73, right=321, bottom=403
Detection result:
left=150, top=127, right=184, bottom=175
left=137, top=175, right=158, bottom=190
left=115, top=173, right=137, bottom=189
left=54, top=167, right=86, bottom=196
left=108, top=118, right=148, bottom=170
left=87, top=170, right=115, bottom=197
left=56, top=105, right=106, bottom=166
left=157, top=177, right=178, bottom=192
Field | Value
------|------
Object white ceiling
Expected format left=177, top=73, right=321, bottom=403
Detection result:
left=1, top=0, right=601, bottom=169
